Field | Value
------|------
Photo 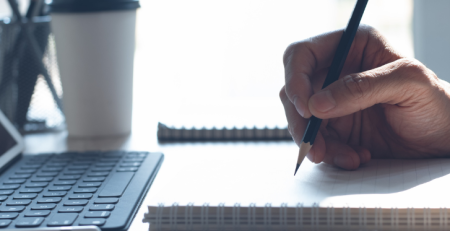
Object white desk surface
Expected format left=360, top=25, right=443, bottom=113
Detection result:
left=22, top=119, right=298, bottom=230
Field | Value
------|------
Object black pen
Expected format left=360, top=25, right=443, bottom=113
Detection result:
left=294, top=0, right=369, bottom=176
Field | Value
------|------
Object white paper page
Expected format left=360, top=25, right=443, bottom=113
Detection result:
left=147, top=148, right=450, bottom=209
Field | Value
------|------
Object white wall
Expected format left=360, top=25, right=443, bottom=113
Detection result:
left=413, top=0, right=450, bottom=82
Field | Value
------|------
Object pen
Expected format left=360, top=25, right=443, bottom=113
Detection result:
left=1, top=226, right=100, bottom=231
left=294, top=0, right=369, bottom=176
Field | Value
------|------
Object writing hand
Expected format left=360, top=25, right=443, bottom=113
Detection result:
left=280, top=26, right=450, bottom=170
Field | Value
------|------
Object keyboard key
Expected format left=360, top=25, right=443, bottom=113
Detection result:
left=74, top=188, right=97, bottom=193
left=0, top=220, right=11, bottom=227
left=15, top=217, right=44, bottom=227
left=123, top=158, right=144, bottom=163
left=25, top=211, right=51, bottom=217
left=3, top=179, right=26, bottom=184
left=69, top=194, right=93, bottom=199
left=0, top=190, right=13, bottom=195
left=117, top=167, right=138, bottom=172
left=126, top=153, right=147, bottom=158
left=21, top=164, right=41, bottom=169
left=0, top=213, right=18, bottom=219
left=46, top=163, right=68, bottom=167
left=103, top=151, right=124, bottom=157
left=43, top=192, right=67, bottom=197
left=47, top=213, right=78, bottom=226
left=48, top=186, right=72, bottom=191
left=99, top=172, right=134, bottom=197
left=120, top=163, right=141, bottom=167
left=16, top=170, right=36, bottom=174
left=0, top=206, right=25, bottom=212
left=7, top=200, right=31, bottom=206
left=54, top=180, right=77, bottom=186
left=84, top=211, right=110, bottom=218
left=64, top=200, right=88, bottom=206
left=58, top=207, right=83, bottom=213
left=63, top=170, right=85, bottom=175
left=31, top=204, right=56, bottom=210
left=68, top=165, right=90, bottom=170
left=78, top=183, right=101, bottom=188
left=20, top=188, right=43, bottom=193
left=95, top=163, right=116, bottom=167
left=87, top=172, right=109, bottom=177
left=10, top=174, right=32, bottom=179
left=83, top=177, right=105, bottom=182
left=37, top=172, right=58, bottom=177
left=25, top=183, right=48, bottom=188
left=0, top=185, right=20, bottom=190
left=94, top=198, right=118, bottom=204
left=89, top=204, right=114, bottom=211
left=92, top=167, right=113, bottom=172
left=102, top=157, right=121, bottom=161
left=38, top=198, right=61, bottom=203
left=41, top=167, right=64, bottom=172
left=13, top=194, right=37, bottom=199
left=99, top=159, right=118, bottom=163
left=31, top=177, right=54, bottom=182
left=59, top=175, right=81, bottom=180
left=0, top=196, right=7, bottom=201
left=79, top=218, right=106, bottom=226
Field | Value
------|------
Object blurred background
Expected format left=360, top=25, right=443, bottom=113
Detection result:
left=0, top=0, right=414, bottom=131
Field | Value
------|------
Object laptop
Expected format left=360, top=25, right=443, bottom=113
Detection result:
left=0, top=109, right=164, bottom=230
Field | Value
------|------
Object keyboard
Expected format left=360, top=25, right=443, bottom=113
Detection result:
left=0, top=151, right=164, bottom=230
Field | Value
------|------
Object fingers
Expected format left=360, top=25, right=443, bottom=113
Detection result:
left=279, top=86, right=308, bottom=146
left=283, top=31, right=343, bottom=118
left=308, top=58, right=432, bottom=119
left=322, top=137, right=369, bottom=170
left=282, top=84, right=372, bottom=169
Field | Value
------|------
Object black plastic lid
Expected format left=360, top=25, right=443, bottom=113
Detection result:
left=49, top=0, right=140, bottom=13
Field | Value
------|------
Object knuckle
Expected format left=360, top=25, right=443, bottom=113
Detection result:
left=283, top=42, right=299, bottom=66
left=359, top=24, right=377, bottom=34
left=279, top=86, right=288, bottom=101
left=398, top=58, right=438, bottom=86
left=283, top=40, right=313, bottom=66
left=342, top=74, right=372, bottom=100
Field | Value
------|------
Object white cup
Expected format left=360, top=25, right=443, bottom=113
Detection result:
left=50, top=1, right=139, bottom=137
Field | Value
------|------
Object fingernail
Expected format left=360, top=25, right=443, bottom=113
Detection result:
left=333, top=155, right=351, bottom=169
left=310, top=90, right=336, bottom=112
left=293, top=96, right=306, bottom=117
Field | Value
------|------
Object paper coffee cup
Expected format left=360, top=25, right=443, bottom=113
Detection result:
left=49, top=0, right=140, bottom=137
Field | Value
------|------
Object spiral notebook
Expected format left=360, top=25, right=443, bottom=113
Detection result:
left=144, top=158, right=450, bottom=230
left=157, top=123, right=291, bottom=142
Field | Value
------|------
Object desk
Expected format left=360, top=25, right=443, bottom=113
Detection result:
left=23, top=124, right=298, bottom=230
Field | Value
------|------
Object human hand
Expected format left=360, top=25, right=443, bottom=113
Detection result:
left=280, top=25, right=450, bottom=170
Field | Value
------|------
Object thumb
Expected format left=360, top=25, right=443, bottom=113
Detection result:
left=308, top=59, right=430, bottom=119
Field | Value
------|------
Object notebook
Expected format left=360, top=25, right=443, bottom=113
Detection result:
left=157, top=123, right=291, bottom=142
left=0, top=109, right=164, bottom=230
left=143, top=157, right=450, bottom=230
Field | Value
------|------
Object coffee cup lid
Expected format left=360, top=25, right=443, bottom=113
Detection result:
left=48, top=0, right=140, bottom=13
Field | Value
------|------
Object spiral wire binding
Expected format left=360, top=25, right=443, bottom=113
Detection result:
left=146, top=204, right=450, bottom=230
left=263, top=203, right=271, bottom=228
left=294, top=203, right=303, bottom=228
left=186, top=202, right=194, bottom=230
left=201, top=203, right=209, bottom=231
left=248, top=203, right=256, bottom=227
left=156, top=203, right=164, bottom=231
left=232, top=203, right=240, bottom=230
left=169, top=203, right=178, bottom=230
left=157, top=123, right=292, bottom=142
left=280, top=203, right=287, bottom=229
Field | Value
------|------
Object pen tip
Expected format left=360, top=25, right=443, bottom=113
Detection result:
left=294, top=164, right=300, bottom=176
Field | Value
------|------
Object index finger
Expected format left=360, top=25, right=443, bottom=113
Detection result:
left=283, top=30, right=343, bottom=119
